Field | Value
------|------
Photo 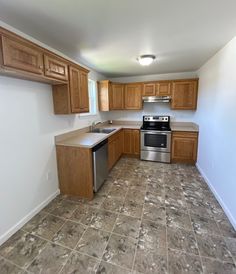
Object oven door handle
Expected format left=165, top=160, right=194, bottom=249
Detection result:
left=141, top=131, right=171, bottom=135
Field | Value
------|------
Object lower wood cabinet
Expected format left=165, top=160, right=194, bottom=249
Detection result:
left=123, top=129, right=140, bottom=156
left=171, top=131, right=198, bottom=164
left=56, top=145, right=94, bottom=199
left=108, top=130, right=124, bottom=170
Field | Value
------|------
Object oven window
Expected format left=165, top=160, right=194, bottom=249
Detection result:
left=144, top=133, right=167, bottom=148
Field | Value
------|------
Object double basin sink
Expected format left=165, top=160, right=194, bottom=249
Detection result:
left=90, top=128, right=116, bottom=134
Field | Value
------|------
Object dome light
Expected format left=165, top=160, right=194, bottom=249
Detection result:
left=138, top=54, right=156, bottom=66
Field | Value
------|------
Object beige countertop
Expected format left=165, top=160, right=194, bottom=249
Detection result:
left=56, top=123, right=141, bottom=148
left=55, top=121, right=198, bottom=149
left=171, top=122, right=199, bottom=132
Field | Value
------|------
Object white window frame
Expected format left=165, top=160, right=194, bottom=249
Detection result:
left=79, top=79, right=98, bottom=117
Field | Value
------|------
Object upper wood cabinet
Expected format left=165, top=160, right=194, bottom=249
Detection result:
left=98, top=80, right=111, bottom=111
left=156, top=81, right=171, bottom=96
left=44, top=54, right=68, bottom=81
left=110, top=84, right=124, bottom=110
left=69, top=66, right=89, bottom=113
left=171, top=80, right=198, bottom=110
left=1, top=35, right=44, bottom=75
left=124, top=83, right=142, bottom=109
left=78, top=70, right=89, bottom=112
left=52, top=66, right=89, bottom=114
left=143, top=83, right=156, bottom=96
left=171, top=131, right=198, bottom=164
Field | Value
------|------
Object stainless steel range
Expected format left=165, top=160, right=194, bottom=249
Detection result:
left=140, top=115, right=171, bottom=163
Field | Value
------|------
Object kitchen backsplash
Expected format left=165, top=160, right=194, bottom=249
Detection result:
left=106, top=103, right=197, bottom=122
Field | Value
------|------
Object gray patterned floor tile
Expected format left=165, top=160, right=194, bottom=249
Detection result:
left=27, top=243, right=71, bottom=273
left=52, top=220, right=86, bottom=249
left=102, top=234, right=136, bottom=270
left=76, top=228, right=110, bottom=259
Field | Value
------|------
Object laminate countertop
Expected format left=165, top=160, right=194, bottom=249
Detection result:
left=55, top=121, right=199, bottom=149
left=55, top=124, right=141, bottom=149
left=170, top=122, right=199, bottom=132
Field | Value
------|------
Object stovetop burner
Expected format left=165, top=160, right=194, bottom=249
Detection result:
left=141, top=115, right=171, bottom=131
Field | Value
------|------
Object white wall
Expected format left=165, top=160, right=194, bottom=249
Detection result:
left=108, top=71, right=198, bottom=122
left=196, top=37, right=236, bottom=228
left=0, top=22, right=107, bottom=244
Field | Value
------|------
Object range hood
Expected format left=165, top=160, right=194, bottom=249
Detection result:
left=142, top=96, right=171, bottom=103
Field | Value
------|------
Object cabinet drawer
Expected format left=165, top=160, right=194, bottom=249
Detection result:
left=44, top=54, right=68, bottom=81
left=1, top=35, right=44, bottom=75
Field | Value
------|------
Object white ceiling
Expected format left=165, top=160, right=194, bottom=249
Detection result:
left=0, top=0, right=236, bottom=77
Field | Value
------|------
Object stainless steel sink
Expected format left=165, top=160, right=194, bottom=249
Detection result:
left=90, top=128, right=116, bottom=134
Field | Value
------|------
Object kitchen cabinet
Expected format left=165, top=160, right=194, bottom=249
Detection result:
left=171, top=80, right=198, bottom=110
left=56, top=145, right=94, bottom=199
left=110, top=84, right=124, bottom=110
left=98, top=80, right=111, bottom=111
left=44, top=53, right=68, bottom=81
left=171, top=131, right=198, bottom=164
left=1, top=35, right=44, bottom=75
left=143, top=83, right=156, bottom=96
left=52, top=66, right=89, bottom=114
left=156, top=81, right=171, bottom=96
left=108, top=130, right=124, bottom=169
left=123, top=129, right=140, bottom=156
left=124, top=84, right=142, bottom=109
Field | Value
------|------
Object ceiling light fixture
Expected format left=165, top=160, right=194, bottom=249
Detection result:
left=138, top=54, right=156, bottom=66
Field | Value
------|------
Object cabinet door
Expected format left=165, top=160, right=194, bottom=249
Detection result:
left=1, top=35, right=44, bottom=74
left=110, top=84, right=124, bottom=109
left=171, top=132, right=198, bottom=164
left=79, top=70, right=89, bottom=113
left=143, top=83, right=156, bottom=96
left=98, top=80, right=110, bottom=111
left=133, top=130, right=140, bottom=156
left=69, top=66, right=89, bottom=113
left=171, top=80, right=198, bottom=110
left=123, top=129, right=133, bottom=154
left=124, top=84, right=142, bottom=109
left=44, top=54, right=68, bottom=81
left=108, top=140, right=116, bottom=170
left=156, top=81, right=171, bottom=96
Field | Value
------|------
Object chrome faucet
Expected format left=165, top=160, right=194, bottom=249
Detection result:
left=91, top=121, right=102, bottom=131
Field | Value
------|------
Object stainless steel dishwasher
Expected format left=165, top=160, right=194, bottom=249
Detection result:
left=92, top=139, right=109, bottom=192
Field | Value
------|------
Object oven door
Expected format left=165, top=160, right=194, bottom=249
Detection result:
left=141, top=130, right=171, bottom=152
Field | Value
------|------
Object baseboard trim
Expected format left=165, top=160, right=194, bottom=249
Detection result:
left=196, top=163, right=236, bottom=230
left=0, top=189, right=60, bottom=245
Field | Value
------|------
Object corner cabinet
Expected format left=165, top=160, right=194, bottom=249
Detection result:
left=124, top=83, right=142, bottom=110
left=52, top=66, right=89, bottom=114
left=171, top=80, right=198, bottom=110
left=171, top=131, right=198, bottom=164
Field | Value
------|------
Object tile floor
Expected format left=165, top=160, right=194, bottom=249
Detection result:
left=1, top=157, right=236, bottom=273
